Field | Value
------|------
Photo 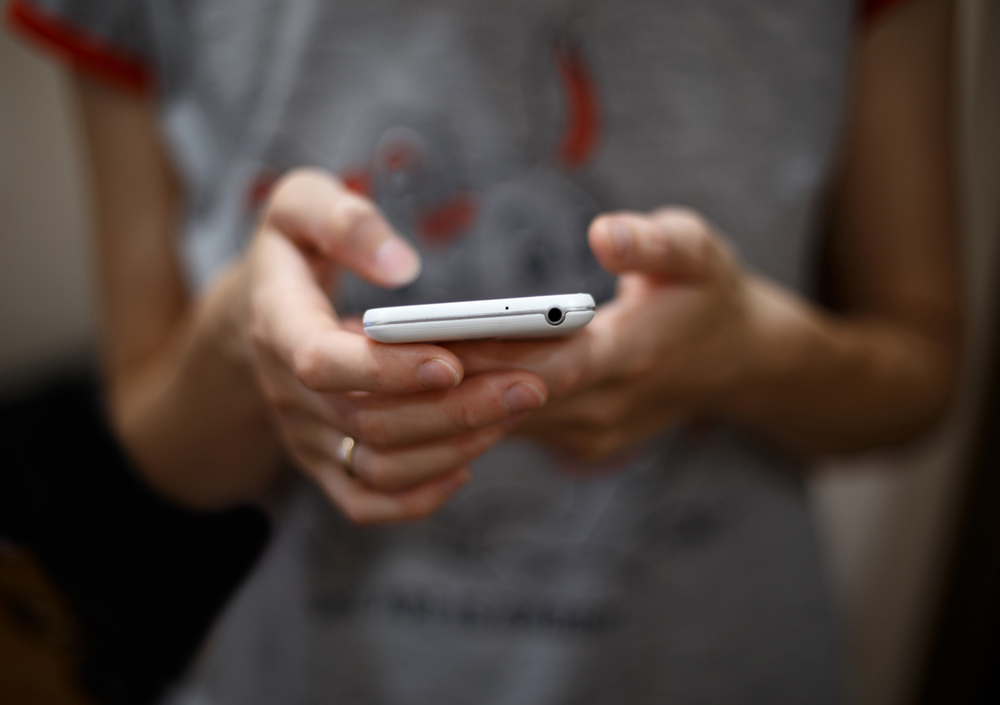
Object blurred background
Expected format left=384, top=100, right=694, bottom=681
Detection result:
left=1, top=1, right=998, bottom=704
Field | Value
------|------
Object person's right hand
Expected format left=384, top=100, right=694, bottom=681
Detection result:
left=242, top=169, right=547, bottom=524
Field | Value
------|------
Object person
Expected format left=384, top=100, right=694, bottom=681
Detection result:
left=7, top=0, right=959, bottom=701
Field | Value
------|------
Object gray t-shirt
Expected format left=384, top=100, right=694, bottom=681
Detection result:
left=19, top=0, right=857, bottom=702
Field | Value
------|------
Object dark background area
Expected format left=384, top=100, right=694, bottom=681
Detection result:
left=0, top=370, right=268, bottom=704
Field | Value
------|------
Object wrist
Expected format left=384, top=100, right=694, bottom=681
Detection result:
left=710, top=273, right=818, bottom=424
left=113, top=256, right=283, bottom=508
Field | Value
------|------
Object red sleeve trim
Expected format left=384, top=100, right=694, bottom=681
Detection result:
left=861, top=0, right=912, bottom=24
left=4, top=0, right=153, bottom=95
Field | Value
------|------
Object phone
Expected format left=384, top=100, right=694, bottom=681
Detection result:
left=363, top=293, right=596, bottom=343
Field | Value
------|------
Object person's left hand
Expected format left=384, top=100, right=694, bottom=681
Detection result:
left=445, top=208, right=762, bottom=461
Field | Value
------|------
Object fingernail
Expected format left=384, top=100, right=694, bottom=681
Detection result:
left=504, top=383, right=545, bottom=414
left=606, top=220, right=632, bottom=261
left=375, top=238, right=421, bottom=287
left=418, top=359, right=461, bottom=389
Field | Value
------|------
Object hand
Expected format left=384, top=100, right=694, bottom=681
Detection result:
left=446, top=208, right=756, bottom=461
left=244, top=170, right=547, bottom=523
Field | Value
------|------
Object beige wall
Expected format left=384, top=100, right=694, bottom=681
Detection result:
left=0, top=24, right=93, bottom=385
left=1, top=5, right=998, bottom=704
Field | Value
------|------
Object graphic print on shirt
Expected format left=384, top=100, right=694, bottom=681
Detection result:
left=251, top=15, right=617, bottom=311
left=335, top=110, right=480, bottom=250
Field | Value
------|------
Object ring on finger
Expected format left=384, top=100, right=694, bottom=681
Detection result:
left=336, top=436, right=357, bottom=477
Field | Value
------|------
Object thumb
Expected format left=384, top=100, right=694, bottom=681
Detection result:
left=265, top=168, right=421, bottom=289
left=589, top=209, right=721, bottom=282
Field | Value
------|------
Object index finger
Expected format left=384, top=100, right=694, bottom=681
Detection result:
left=251, top=229, right=463, bottom=395
left=265, top=168, right=421, bottom=289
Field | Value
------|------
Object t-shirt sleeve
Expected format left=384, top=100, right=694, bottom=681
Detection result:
left=4, top=0, right=155, bottom=94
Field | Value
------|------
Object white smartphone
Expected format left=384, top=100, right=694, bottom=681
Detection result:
left=363, top=293, right=596, bottom=343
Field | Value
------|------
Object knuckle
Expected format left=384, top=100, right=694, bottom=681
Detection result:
left=265, top=172, right=298, bottom=209
left=552, top=364, right=587, bottom=397
left=359, top=455, right=395, bottom=491
left=360, top=352, right=390, bottom=393
left=341, top=407, right=363, bottom=440
left=399, top=495, right=441, bottom=522
left=665, top=207, right=707, bottom=232
left=340, top=501, right=375, bottom=526
left=267, top=168, right=320, bottom=211
left=714, top=236, right=738, bottom=271
left=291, top=341, right=326, bottom=390
left=460, top=429, right=499, bottom=458
left=453, top=399, right=484, bottom=433
left=655, top=208, right=712, bottom=245
left=351, top=409, right=390, bottom=447
left=249, top=330, right=272, bottom=373
left=329, top=197, right=378, bottom=242
left=694, top=229, right=715, bottom=262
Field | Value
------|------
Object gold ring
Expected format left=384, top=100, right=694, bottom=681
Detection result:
left=336, top=436, right=356, bottom=477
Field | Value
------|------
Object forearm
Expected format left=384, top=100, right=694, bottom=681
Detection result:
left=721, top=274, right=959, bottom=457
left=72, top=77, right=283, bottom=508
left=109, top=262, right=284, bottom=509
left=721, top=0, right=959, bottom=458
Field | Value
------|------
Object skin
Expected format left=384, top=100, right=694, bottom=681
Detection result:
left=74, top=0, right=958, bottom=523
